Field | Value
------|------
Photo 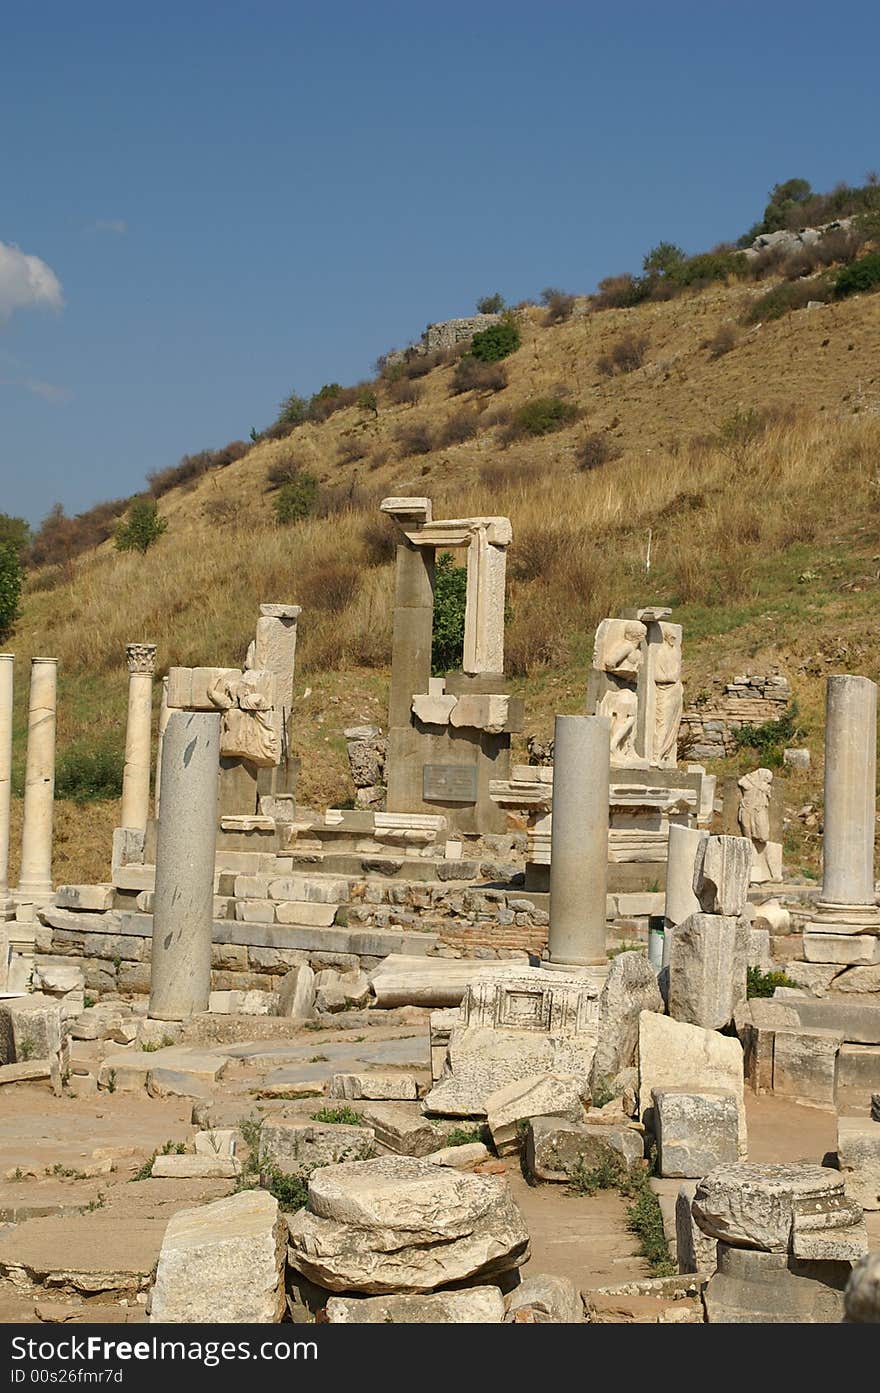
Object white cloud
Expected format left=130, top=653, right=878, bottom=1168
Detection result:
left=94, top=219, right=127, bottom=235
left=0, top=375, right=72, bottom=405
left=0, top=241, right=63, bottom=321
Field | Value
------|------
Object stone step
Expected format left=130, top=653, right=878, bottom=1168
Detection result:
left=110, top=910, right=439, bottom=960
left=288, top=852, right=480, bottom=883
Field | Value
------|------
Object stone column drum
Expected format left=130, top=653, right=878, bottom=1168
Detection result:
left=0, top=655, right=13, bottom=896
left=805, top=674, right=880, bottom=951
left=154, top=675, right=170, bottom=817
left=18, top=658, right=58, bottom=899
left=149, top=711, right=220, bottom=1020
left=120, top=643, right=157, bottom=831
left=548, top=714, right=610, bottom=966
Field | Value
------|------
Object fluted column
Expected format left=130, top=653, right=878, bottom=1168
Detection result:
left=0, top=655, right=12, bottom=896
left=18, top=658, right=57, bottom=899
left=120, top=643, right=156, bottom=831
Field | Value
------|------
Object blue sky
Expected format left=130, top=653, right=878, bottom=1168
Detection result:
left=2, top=0, right=879, bottom=525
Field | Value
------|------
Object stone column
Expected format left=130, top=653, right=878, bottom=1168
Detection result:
left=18, top=658, right=57, bottom=900
left=807, top=674, right=880, bottom=941
left=386, top=541, right=435, bottom=811
left=154, top=676, right=170, bottom=817
left=548, top=714, right=610, bottom=966
left=664, top=823, right=704, bottom=928
left=0, top=656, right=13, bottom=897
left=120, top=643, right=156, bottom=831
left=149, top=711, right=220, bottom=1020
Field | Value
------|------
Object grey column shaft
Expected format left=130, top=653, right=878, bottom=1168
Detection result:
left=149, top=711, right=220, bottom=1020
left=0, top=656, right=12, bottom=894
left=549, top=715, right=610, bottom=965
left=821, top=674, right=877, bottom=906
left=18, top=658, right=57, bottom=898
left=664, top=823, right=704, bottom=926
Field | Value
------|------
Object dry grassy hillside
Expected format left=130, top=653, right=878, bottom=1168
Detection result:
left=5, top=277, right=880, bottom=882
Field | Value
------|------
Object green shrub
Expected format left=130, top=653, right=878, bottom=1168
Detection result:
left=743, top=279, right=829, bottom=323
left=276, top=392, right=309, bottom=430
left=114, top=499, right=167, bottom=554
left=747, top=966, right=797, bottom=998
left=273, top=473, right=319, bottom=525
left=0, top=543, right=22, bottom=640
left=469, top=312, right=521, bottom=362
left=0, top=514, right=31, bottom=555
left=357, top=388, right=378, bottom=416
left=643, top=242, right=686, bottom=277
left=55, top=742, right=123, bottom=802
left=506, top=396, right=578, bottom=440
left=733, top=704, right=804, bottom=766
left=450, top=357, right=507, bottom=396
left=432, top=551, right=468, bottom=674
left=476, top=293, right=505, bottom=314
left=834, top=252, right=880, bottom=299
left=311, top=1106, right=363, bottom=1125
left=668, top=249, right=747, bottom=288
left=259, top=1163, right=310, bottom=1212
left=445, top=1124, right=492, bottom=1149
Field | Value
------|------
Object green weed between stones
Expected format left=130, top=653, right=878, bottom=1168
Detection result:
left=567, top=1150, right=675, bottom=1276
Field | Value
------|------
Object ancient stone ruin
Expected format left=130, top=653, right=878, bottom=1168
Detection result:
left=0, top=508, right=878, bottom=1329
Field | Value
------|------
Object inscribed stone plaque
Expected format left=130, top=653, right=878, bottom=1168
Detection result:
left=423, top=763, right=478, bottom=803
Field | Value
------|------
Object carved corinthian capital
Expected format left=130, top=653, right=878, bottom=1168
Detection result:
left=126, top=643, right=157, bottom=676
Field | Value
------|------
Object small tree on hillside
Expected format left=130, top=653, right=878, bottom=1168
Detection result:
left=0, top=514, right=31, bottom=556
left=114, top=499, right=167, bottom=554
left=0, top=543, right=23, bottom=640
left=476, top=293, right=505, bottom=314
left=431, top=551, right=468, bottom=674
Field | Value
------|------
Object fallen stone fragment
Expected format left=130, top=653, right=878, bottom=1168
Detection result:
left=150, top=1154, right=240, bottom=1179
left=329, top=1071, right=419, bottom=1102
left=588, top=950, right=662, bottom=1092
left=287, top=1155, right=529, bottom=1293
left=486, top=1073, right=589, bottom=1155
left=424, top=1143, right=490, bottom=1169
left=150, top=1190, right=286, bottom=1323
left=324, top=1288, right=505, bottom=1323
left=259, top=1120, right=375, bottom=1177
left=359, top=1103, right=443, bottom=1157
left=505, top=1273, right=583, bottom=1323
left=845, top=1252, right=880, bottom=1322
left=525, top=1116, right=643, bottom=1183
left=692, top=1163, right=852, bottom=1252
left=638, top=1011, right=746, bottom=1156
left=194, top=1129, right=238, bottom=1158
left=652, top=1088, right=741, bottom=1178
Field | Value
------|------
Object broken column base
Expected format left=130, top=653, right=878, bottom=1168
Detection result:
left=703, top=1244, right=850, bottom=1323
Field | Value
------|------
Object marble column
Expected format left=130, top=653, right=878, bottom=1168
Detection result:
left=120, top=643, right=157, bottom=831
left=548, top=714, right=610, bottom=966
left=805, top=674, right=880, bottom=953
left=18, top=658, right=57, bottom=900
left=664, top=823, right=704, bottom=928
left=386, top=540, right=435, bottom=811
left=154, top=676, right=170, bottom=817
left=149, top=711, right=220, bottom=1020
left=0, top=656, right=13, bottom=897
left=0, top=657, right=12, bottom=897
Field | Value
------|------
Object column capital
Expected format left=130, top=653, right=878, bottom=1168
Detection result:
left=126, top=643, right=157, bottom=676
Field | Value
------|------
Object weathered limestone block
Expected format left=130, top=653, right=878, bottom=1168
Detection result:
left=486, top=1073, right=589, bottom=1155
left=589, top=950, right=662, bottom=1093
left=70, top=1006, right=133, bottom=1043
left=703, top=1242, right=849, bottom=1323
left=845, top=1252, right=880, bottom=1322
left=804, top=934, right=880, bottom=966
left=638, top=1011, right=746, bottom=1155
left=675, top=1182, right=717, bottom=1274
left=505, top=1273, right=583, bottom=1323
left=277, top=964, right=316, bottom=1020
left=692, top=1163, right=849, bottom=1252
left=753, top=900, right=791, bottom=934
left=151, top=1154, right=241, bottom=1179
left=55, top=885, right=114, bottom=913
left=425, top=1143, right=490, bottom=1169
left=736, top=999, right=800, bottom=1093
left=667, top=913, right=748, bottom=1030
left=0, top=996, right=63, bottom=1065
left=208, top=989, right=277, bottom=1015
left=653, top=1088, right=741, bottom=1178
left=694, top=835, right=752, bottom=916
left=837, top=1117, right=880, bottom=1210
left=425, top=1027, right=596, bottom=1118
left=150, top=1190, right=286, bottom=1323
left=259, top=1120, right=375, bottom=1177
left=325, top=1288, right=505, bottom=1323
left=772, top=1027, right=842, bottom=1108
left=194, top=1129, right=237, bottom=1158
left=33, top=962, right=84, bottom=995
left=525, top=1115, right=643, bottom=1182
left=329, top=1072, right=419, bottom=1102
left=359, top=1103, right=443, bottom=1158
left=790, top=1199, right=867, bottom=1262
left=287, top=1156, right=530, bottom=1293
